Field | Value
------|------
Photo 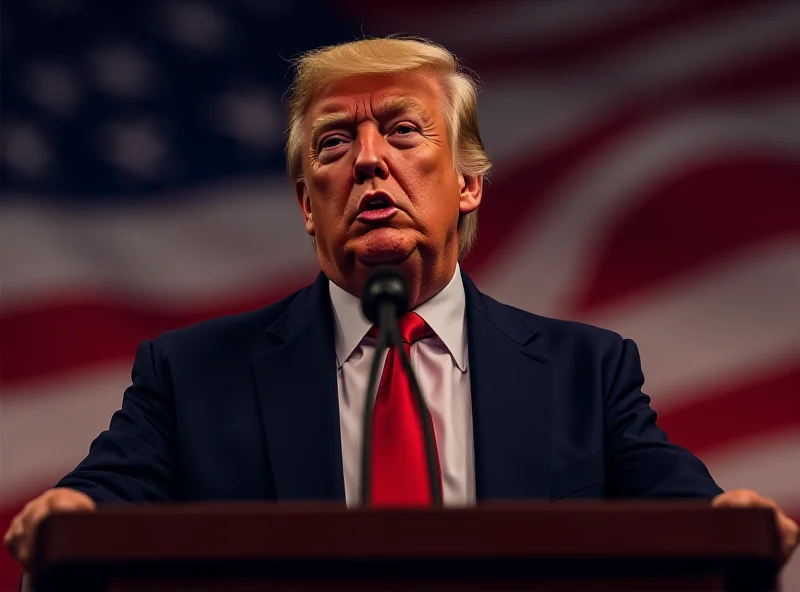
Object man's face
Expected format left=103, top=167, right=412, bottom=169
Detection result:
left=295, top=71, right=482, bottom=304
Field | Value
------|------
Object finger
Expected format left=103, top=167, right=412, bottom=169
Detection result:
left=759, top=497, right=780, bottom=512
left=739, top=493, right=778, bottom=510
left=2, top=514, right=16, bottom=544
left=713, top=490, right=757, bottom=507
left=50, top=494, right=94, bottom=512
left=16, top=504, right=51, bottom=569
left=20, top=503, right=50, bottom=534
left=778, top=514, right=799, bottom=560
left=4, top=514, right=25, bottom=557
left=715, top=491, right=780, bottom=512
left=3, top=529, right=17, bottom=559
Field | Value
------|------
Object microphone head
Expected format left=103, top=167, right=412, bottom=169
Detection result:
left=361, top=265, right=409, bottom=324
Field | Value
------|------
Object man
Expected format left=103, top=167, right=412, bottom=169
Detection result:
left=5, top=36, right=798, bottom=570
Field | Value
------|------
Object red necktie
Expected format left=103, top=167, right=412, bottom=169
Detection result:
left=370, top=312, right=442, bottom=506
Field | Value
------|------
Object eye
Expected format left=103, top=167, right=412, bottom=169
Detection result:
left=319, top=135, right=347, bottom=151
left=392, top=124, right=418, bottom=135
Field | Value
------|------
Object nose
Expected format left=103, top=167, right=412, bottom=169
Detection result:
left=353, top=125, right=389, bottom=184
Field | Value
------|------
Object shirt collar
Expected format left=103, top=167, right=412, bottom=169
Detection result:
left=329, top=264, right=468, bottom=372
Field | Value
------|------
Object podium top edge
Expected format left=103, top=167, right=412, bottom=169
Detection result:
left=71, top=499, right=759, bottom=516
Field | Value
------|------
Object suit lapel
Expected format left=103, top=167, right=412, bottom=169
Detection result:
left=251, top=273, right=345, bottom=502
left=463, top=272, right=552, bottom=501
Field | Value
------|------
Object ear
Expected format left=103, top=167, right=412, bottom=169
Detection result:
left=458, top=172, right=483, bottom=215
left=294, top=179, right=315, bottom=235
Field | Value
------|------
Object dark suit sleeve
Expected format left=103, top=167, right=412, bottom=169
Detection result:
left=54, top=339, right=177, bottom=503
left=603, top=337, right=724, bottom=499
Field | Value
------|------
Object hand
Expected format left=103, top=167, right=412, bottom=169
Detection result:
left=3, top=488, right=96, bottom=570
left=712, top=489, right=799, bottom=566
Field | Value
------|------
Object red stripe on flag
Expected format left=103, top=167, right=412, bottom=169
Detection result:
left=0, top=274, right=315, bottom=388
left=574, top=155, right=800, bottom=312
left=462, top=46, right=800, bottom=280
left=706, top=46, right=800, bottom=98
left=462, top=0, right=764, bottom=77
left=0, top=541, right=22, bottom=591
left=657, top=365, right=800, bottom=458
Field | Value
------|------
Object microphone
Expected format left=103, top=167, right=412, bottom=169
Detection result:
left=359, top=266, right=443, bottom=507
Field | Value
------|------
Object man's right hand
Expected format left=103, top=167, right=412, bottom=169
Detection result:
left=3, top=488, right=96, bottom=569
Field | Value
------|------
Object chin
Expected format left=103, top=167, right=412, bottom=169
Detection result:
left=356, top=249, right=412, bottom=266
left=352, top=229, right=416, bottom=267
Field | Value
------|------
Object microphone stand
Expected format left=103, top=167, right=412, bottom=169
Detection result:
left=359, top=300, right=444, bottom=507
left=359, top=301, right=392, bottom=507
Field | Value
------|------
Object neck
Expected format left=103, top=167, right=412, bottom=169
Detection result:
left=326, top=258, right=458, bottom=312
left=405, top=260, right=458, bottom=310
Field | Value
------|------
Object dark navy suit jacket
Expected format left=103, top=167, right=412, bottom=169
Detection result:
left=57, top=270, right=723, bottom=503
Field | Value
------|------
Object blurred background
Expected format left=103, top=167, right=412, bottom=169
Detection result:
left=1, top=0, right=799, bottom=589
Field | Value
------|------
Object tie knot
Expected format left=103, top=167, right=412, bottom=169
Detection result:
left=367, top=312, right=432, bottom=345
left=367, top=312, right=434, bottom=345
left=398, top=312, right=432, bottom=345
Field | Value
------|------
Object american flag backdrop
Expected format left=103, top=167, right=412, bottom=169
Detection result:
left=1, top=0, right=799, bottom=589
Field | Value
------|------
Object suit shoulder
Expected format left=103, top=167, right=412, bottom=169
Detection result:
left=479, top=295, right=635, bottom=400
left=477, top=289, right=625, bottom=351
left=528, top=309, right=623, bottom=347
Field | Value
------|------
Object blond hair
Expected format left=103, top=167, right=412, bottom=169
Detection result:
left=285, top=36, right=492, bottom=260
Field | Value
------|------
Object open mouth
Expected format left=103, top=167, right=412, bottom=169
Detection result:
left=363, top=197, right=391, bottom=211
left=357, top=194, right=398, bottom=222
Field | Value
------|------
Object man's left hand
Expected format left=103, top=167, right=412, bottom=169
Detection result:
left=712, top=489, right=798, bottom=566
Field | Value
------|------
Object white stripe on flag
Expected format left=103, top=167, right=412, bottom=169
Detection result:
left=703, top=429, right=800, bottom=508
left=0, top=363, right=132, bottom=499
left=1, top=177, right=318, bottom=308
left=374, top=0, right=676, bottom=53
left=586, top=240, right=800, bottom=406
left=482, top=99, right=800, bottom=316
left=478, top=3, right=800, bottom=167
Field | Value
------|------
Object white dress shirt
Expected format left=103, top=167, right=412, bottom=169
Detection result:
left=329, top=265, right=475, bottom=507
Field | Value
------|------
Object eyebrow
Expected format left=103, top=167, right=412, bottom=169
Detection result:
left=309, top=97, right=433, bottom=145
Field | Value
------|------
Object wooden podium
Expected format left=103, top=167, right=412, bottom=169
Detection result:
left=29, top=502, right=782, bottom=592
